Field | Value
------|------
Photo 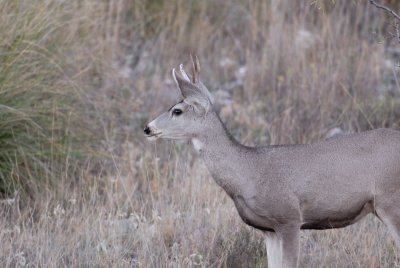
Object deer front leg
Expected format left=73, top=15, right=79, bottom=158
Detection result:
left=265, top=231, right=282, bottom=268
left=265, top=225, right=300, bottom=268
left=278, top=225, right=300, bottom=268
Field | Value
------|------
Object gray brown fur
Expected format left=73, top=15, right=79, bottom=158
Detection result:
left=144, top=59, right=400, bottom=268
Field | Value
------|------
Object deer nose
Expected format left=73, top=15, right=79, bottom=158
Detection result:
left=144, top=126, right=151, bottom=135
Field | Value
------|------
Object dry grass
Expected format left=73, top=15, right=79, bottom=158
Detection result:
left=1, top=0, right=400, bottom=267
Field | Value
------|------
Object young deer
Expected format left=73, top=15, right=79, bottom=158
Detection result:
left=144, top=58, right=400, bottom=268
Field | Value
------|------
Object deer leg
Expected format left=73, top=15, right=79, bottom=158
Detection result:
left=265, top=231, right=282, bottom=268
left=375, top=204, right=400, bottom=250
left=277, top=225, right=300, bottom=268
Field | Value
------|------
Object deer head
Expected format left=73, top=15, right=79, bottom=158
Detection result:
left=144, top=56, right=214, bottom=140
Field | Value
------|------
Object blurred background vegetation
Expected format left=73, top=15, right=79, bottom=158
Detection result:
left=1, top=0, right=400, bottom=267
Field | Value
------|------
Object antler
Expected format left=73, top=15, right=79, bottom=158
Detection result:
left=190, top=54, right=200, bottom=84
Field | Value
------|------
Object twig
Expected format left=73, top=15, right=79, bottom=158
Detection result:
left=369, top=0, right=400, bottom=22
left=370, top=0, right=400, bottom=42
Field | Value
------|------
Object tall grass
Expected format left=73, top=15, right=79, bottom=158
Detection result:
left=0, top=0, right=116, bottom=200
left=1, top=0, right=400, bottom=267
left=0, top=1, right=76, bottom=198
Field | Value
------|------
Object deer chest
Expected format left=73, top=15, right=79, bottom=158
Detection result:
left=233, top=195, right=276, bottom=232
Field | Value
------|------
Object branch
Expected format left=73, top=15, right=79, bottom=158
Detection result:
left=370, top=0, right=400, bottom=22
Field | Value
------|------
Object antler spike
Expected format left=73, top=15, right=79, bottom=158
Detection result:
left=195, top=55, right=200, bottom=74
left=190, top=54, right=200, bottom=84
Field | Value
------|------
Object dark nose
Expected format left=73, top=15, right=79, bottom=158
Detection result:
left=144, top=126, right=151, bottom=135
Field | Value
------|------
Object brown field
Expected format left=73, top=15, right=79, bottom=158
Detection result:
left=1, top=0, right=400, bottom=267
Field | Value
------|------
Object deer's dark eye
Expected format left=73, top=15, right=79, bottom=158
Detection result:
left=172, top=108, right=183, bottom=116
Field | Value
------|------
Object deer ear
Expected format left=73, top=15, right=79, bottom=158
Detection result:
left=172, top=68, right=197, bottom=99
left=179, top=64, right=214, bottom=105
left=172, top=68, right=211, bottom=113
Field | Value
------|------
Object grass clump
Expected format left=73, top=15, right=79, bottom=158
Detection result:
left=224, top=228, right=266, bottom=268
left=0, top=1, right=93, bottom=199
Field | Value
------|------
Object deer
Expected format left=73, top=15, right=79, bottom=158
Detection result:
left=144, top=57, right=400, bottom=268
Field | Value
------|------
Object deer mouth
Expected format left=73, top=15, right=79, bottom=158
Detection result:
left=146, top=132, right=162, bottom=139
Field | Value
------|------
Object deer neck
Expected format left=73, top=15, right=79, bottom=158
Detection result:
left=192, top=113, right=255, bottom=198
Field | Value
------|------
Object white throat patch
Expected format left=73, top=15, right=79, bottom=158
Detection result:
left=192, top=138, right=204, bottom=152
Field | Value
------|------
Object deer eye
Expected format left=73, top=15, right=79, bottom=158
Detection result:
left=172, top=108, right=183, bottom=116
